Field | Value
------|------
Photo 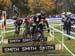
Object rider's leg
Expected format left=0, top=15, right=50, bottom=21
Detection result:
left=39, top=24, right=44, bottom=37
left=14, top=26, right=17, bottom=37
left=32, top=26, right=36, bottom=36
left=45, top=21, right=50, bottom=32
left=17, top=26, right=20, bottom=37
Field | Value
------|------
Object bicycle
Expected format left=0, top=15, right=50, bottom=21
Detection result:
left=14, top=26, right=20, bottom=37
left=23, top=23, right=32, bottom=39
left=32, top=23, right=44, bottom=46
left=14, top=18, right=23, bottom=38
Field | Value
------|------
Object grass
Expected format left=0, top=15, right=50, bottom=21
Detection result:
left=49, top=21, right=75, bottom=55
left=0, top=21, right=74, bottom=56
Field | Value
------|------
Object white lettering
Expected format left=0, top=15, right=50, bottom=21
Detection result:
left=4, top=48, right=20, bottom=52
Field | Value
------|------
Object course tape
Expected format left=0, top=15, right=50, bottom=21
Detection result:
left=49, top=25, right=75, bottom=40
left=49, top=24, right=75, bottom=56
left=63, top=44, right=75, bottom=56
left=71, top=32, right=75, bottom=35
left=5, top=30, right=15, bottom=33
left=0, top=23, right=75, bottom=55
left=56, top=38, right=75, bottom=56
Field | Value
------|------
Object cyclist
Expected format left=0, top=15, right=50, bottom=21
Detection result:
left=31, top=14, right=44, bottom=42
left=14, top=16, right=22, bottom=36
left=40, top=13, right=50, bottom=33
left=23, top=16, right=32, bottom=38
left=31, top=15, right=40, bottom=36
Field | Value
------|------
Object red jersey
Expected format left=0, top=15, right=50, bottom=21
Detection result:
left=26, top=16, right=31, bottom=23
left=41, top=16, right=46, bottom=24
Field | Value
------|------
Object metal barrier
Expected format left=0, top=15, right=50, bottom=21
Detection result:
left=0, top=20, right=75, bottom=55
left=49, top=24, right=75, bottom=56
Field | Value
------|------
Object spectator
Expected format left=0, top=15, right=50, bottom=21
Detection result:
left=2, top=14, right=6, bottom=29
left=64, top=15, right=71, bottom=40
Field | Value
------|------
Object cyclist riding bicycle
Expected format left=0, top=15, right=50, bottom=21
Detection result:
left=39, top=14, right=50, bottom=33
left=14, top=16, right=22, bottom=36
left=23, top=16, right=32, bottom=38
left=31, top=15, right=40, bottom=36
left=31, top=15, right=44, bottom=41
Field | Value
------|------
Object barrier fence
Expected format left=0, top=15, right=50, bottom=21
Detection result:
left=0, top=20, right=75, bottom=55
left=49, top=21, right=75, bottom=56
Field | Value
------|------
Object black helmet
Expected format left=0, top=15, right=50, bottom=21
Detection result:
left=40, top=10, right=46, bottom=16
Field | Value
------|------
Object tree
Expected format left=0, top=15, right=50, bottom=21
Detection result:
left=28, top=0, right=55, bottom=14
left=0, top=0, right=11, bottom=8
left=0, top=0, right=12, bottom=19
left=11, top=0, right=31, bottom=16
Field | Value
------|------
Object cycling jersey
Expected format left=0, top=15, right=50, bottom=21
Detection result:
left=15, top=17, right=22, bottom=27
left=40, top=16, right=46, bottom=24
left=15, top=17, right=22, bottom=34
left=26, top=16, right=31, bottom=23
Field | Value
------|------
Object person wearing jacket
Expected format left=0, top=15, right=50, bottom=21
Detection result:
left=64, top=15, right=71, bottom=40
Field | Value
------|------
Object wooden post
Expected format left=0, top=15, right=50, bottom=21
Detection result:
left=55, top=44, right=62, bottom=50
left=47, top=36, right=53, bottom=42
